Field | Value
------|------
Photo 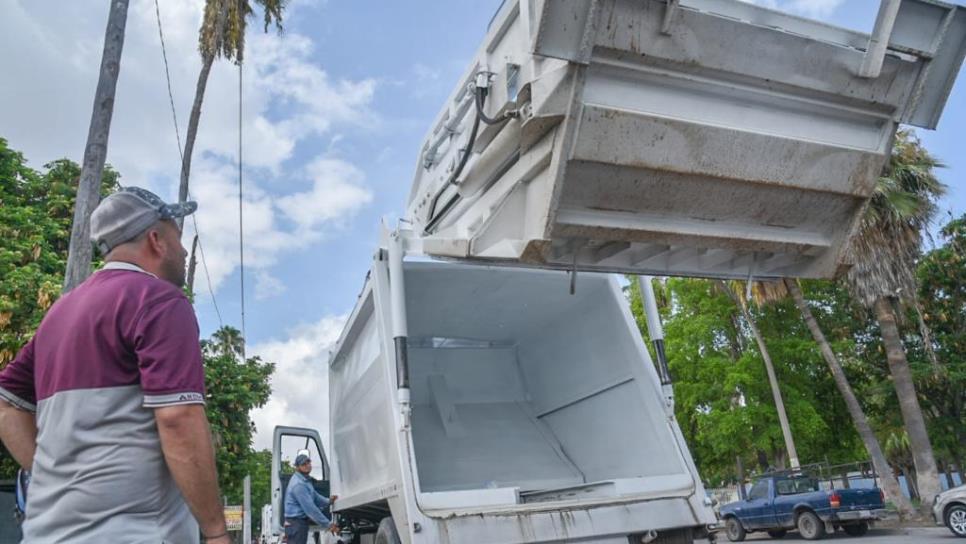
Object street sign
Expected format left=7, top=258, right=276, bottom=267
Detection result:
left=225, top=505, right=244, bottom=532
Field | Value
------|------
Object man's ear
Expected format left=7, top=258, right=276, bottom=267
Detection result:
left=145, top=227, right=166, bottom=257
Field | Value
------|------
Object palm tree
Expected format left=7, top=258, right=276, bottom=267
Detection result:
left=176, top=0, right=287, bottom=232
left=210, top=325, right=246, bottom=360
left=782, top=278, right=915, bottom=517
left=716, top=280, right=800, bottom=470
left=63, top=0, right=130, bottom=292
left=844, top=130, right=946, bottom=511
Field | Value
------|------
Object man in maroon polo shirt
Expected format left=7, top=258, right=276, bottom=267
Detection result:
left=0, top=187, right=230, bottom=543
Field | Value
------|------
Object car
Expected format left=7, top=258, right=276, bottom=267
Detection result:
left=933, top=483, right=966, bottom=538
left=719, top=475, right=886, bottom=541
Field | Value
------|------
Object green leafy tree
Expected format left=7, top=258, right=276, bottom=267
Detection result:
left=783, top=277, right=914, bottom=516
left=202, top=326, right=275, bottom=507
left=629, top=278, right=864, bottom=485
left=916, top=214, right=966, bottom=477
left=0, top=139, right=118, bottom=477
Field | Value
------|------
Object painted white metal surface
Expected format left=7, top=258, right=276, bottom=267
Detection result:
left=406, top=0, right=966, bottom=280
left=323, top=247, right=716, bottom=543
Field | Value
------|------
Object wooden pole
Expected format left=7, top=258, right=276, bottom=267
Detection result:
left=63, top=0, right=130, bottom=292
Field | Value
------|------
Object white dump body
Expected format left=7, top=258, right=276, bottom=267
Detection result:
left=326, top=253, right=715, bottom=543
left=407, top=0, right=966, bottom=279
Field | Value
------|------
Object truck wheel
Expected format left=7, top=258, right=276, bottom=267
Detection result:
left=374, top=517, right=401, bottom=544
left=843, top=522, right=869, bottom=537
left=796, top=511, right=826, bottom=540
left=946, top=504, right=966, bottom=537
left=766, top=529, right=787, bottom=538
left=725, top=517, right=746, bottom=542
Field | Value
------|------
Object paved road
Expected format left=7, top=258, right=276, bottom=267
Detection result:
left=741, top=526, right=956, bottom=543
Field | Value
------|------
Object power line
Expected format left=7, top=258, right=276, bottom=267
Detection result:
left=238, top=60, right=247, bottom=357
left=153, top=0, right=224, bottom=329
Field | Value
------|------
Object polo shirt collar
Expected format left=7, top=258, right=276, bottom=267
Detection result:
left=101, top=261, right=158, bottom=279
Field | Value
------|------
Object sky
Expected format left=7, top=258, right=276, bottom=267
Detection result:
left=1, top=0, right=964, bottom=450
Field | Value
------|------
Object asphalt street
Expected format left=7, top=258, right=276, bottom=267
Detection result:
left=743, top=526, right=957, bottom=543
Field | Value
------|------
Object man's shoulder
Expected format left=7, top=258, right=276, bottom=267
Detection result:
left=96, top=270, right=188, bottom=305
left=41, top=270, right=186, bottom=329
left=292, top=474, right=314, bottom=490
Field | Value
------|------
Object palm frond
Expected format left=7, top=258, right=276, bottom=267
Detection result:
left=199, top=0, right=284, bottom=63
left=845, top=130, right=946, bottom=307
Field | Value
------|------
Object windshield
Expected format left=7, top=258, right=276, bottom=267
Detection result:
left=775, top=477, right=819, bottom=495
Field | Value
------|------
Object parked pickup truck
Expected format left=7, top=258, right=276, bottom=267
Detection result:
left=720, top=475, right=886, bottom=541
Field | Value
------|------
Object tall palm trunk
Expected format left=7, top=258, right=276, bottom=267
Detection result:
left=63, top=0, right=130, bottom=292
left=783, top=279, right=914, bottom=518
left=176, top=54, right=215, bottom=233
left=718, top=281, right=800, bottom=469
left=874, top=296, right=942, bottom=510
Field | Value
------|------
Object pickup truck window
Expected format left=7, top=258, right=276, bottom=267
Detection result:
left=748, top=481, right=769, bottom=500
left=775, top=478, right=819, bottom=495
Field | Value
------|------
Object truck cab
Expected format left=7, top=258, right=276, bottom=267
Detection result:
left=270, top=427, right=340, bottom=543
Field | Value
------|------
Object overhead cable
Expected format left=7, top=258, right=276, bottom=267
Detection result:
left=153, top=0, right=224, bottom=329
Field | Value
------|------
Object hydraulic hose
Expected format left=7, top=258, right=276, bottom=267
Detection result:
left=424, top=92, right=482, bottom=233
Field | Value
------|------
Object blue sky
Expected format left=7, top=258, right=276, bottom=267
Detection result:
left=1, top=0, right=963, bottom=446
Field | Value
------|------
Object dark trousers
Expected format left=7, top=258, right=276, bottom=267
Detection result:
left=284, top=517, right=310, bottom=544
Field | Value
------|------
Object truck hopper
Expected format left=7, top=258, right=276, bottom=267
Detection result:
left=407, top=0, right=966, bottom=279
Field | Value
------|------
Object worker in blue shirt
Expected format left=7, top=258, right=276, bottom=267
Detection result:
left=284, top=453, right=337, bottom=544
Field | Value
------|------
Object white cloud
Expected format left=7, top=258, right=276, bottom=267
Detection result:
left=737, top=0, right=845, bottom=18
left=786, top=0, right=845, bottom=18
left=255, top=271, right=287, bottom=300
left=0, top=0, right=377, bottom=295
left=181, top=153, right=371, bottom=294
left=250, top=315, right=347, bottom=451
left=276, top=157, right=373, bottom=234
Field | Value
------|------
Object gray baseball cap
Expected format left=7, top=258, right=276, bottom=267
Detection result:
left=90, top=187, right=197, bottom=254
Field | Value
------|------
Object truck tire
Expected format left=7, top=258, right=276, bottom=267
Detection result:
left=843, top=522, right=869, bottom=537
left=946, top=504, right=966, bottom=537
left=725, top=517, right=746, bottom=542
left=374, top=518, right=401, bottom=544
left=767, top=529, right=788, bottom=538
left=796, top=511, right=826, bottom=540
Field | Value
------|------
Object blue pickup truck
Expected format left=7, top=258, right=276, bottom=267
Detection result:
left=720, top=475, right=887, bottom=541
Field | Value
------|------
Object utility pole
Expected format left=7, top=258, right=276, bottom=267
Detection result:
left=64, top=0, right=130, bottom=293
left=243, top=475, right=251, bottom=544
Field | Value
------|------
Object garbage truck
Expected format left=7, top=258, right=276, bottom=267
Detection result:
left=270, top=0, right=966, bottom=542
left=273, top=241, right=717, bottom=543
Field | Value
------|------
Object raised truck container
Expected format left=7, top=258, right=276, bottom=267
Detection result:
left=271, top=234, right=715, bottom=544
left=407, top=0, right=966, bottom=280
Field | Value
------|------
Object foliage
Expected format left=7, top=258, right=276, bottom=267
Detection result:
left=846, top=130, right=946, bottom=307
left=202, top=326, right=275, bottom=509
left=629, top=278, right=866, bottom=485
left=199, top=0, right=286, bottom=63
left=0, top=138, right=118, bottom=477
left=915, top=215, right=966, bottom=470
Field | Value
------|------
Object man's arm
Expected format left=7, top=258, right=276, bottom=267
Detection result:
left=292, top=482, right=331, bottom=527
left=155, top=404, right=229, bottom=543
left=0, top=401, right=36, bottom=469
left=312, top=490, right=331, bottom=509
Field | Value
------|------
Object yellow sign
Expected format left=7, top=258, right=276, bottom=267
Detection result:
left=225, top=505, right=244, bottom=531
